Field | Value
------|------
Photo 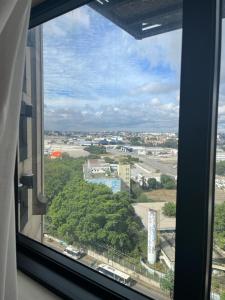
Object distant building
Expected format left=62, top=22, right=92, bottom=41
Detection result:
left=50, top=150, right=62, bottom=159
left=160, top=235, right=175, bottom=271
left=83, top=159, right=131, bottom=193
left=87, top=159, right=110, bottom=174
left=86, top=177, right=122, bottom=193
left=118, top=164, right=130, bottom=191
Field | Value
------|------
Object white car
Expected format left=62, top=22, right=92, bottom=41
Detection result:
left=63, top=246, right=82, bottom=260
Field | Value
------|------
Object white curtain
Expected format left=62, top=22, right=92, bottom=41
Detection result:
left=0, top=1, right=31, bottom=300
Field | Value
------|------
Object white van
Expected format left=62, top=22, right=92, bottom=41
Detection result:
left=63, top=246, right=82, bottom=260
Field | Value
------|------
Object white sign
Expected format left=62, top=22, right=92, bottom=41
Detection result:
left=147, top=209, right=157, bottom=264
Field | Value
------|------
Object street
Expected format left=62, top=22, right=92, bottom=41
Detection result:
left=43, top=238, right=169, bottom=300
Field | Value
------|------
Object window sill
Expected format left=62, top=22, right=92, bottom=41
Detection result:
left=17, top=234, right=153, bottom=300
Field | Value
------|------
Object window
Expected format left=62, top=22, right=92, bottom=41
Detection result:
left=16, top=1, right=224, bottom=300
left=19, top=2, right=183, bottom=298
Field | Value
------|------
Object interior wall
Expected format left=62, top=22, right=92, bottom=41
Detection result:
left=18, top=271, right=62, bottom=300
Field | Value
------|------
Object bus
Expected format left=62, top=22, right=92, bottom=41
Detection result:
left=96, top=264, right=132, bottom=286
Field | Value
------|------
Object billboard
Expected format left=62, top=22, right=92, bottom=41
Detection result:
left=147, top=209, right=157, bottom=264
left=87, top=178, right=121, bottom=193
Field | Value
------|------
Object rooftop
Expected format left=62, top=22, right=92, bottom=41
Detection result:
left=87, top=159, right=110, bottom=168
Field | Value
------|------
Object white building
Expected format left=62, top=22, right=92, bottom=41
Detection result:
left=87, top=159, right=110, bottom=174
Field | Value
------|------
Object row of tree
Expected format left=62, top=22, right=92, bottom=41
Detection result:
left=128, top=136, right=178, bottom=149
left=84, top=145, right=107, bottom=155
left=214, top=202, right=225, bottom=250
left=130, top=175, right=176, bottom=203
left=45, top=156, right=147, bottom=260
left=44, top=155, right=85, bottom=204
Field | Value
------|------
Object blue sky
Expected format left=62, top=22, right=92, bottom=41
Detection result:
left=43, top=5, right=225, bottom=132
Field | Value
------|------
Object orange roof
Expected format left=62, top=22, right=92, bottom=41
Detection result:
left=51, top=151, right=62, bottom=157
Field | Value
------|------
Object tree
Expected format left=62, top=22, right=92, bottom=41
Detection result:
left=147, top=178, right=161, bottom=190
left=104, top=157, right=117, bottom=164
left=131, top=180, right=142, bottom=199
left=162, top=202, right=176, bottom=217
left=216, top=161, right=225, bottom=176
left=129, top=136, right=143, bottom=146
left=141, top=176, right=148, bottom=190
left=160, top=270, right=174, bottom=299
left=214, top=202, right=225, bottom=249
left=119, top=155, right=139, bottom=165
left=47, top=176, right=145, bottom=256
left=84, top=145, right=106, bottom=155
left=160, top=174, right=176, bottom=189
left=44, top=156, right=85, bottom=204
left=161, top=138, right=178, bottom=149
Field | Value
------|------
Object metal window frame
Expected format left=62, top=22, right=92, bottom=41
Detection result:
left=16, top=0, right=223, bottom=300
left=174, top=0, right=222, bottom=299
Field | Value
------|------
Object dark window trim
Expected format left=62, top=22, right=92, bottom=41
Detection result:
left=174, top=0, right=222, bottom=299
left=29, top=0, right=93, bottom=29
left=16, top=0, right=223, bottom=300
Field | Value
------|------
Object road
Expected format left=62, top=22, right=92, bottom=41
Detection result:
left=138, top=156, right=177, bottom=177
left=133, top=283, right=169, bottom=300
left=43, top=238, right=169, bottom=300
left=109, top=148, right=177, bottom=177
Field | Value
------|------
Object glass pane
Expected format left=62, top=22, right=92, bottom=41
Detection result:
left=211, top=6, right=225, bottom=300
left=18, top=1, right=183, bottom=298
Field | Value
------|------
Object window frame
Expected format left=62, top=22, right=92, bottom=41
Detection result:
left=16, top=0, right=223, bottom=299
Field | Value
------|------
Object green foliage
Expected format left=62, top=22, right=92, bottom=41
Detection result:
left=44, top=156, right=85, bottom=204
left=84, top=145, right=106, bottom=155
left=214, top=202, right=225, bottom=249
left=129, top=136, right=143, bottom=146
left=47, top=176, right=145, bottom=255
left=221, top=292, right=225, bottom=300
left=160, top=174, right=176, bottom=189
left=216, top=161, right=225, bottom=176
left=104, top=157, right=117, bottom=164
left=120, top=155, right=139, bottom=165
left=137, top=194, right=149, bottom=203
left=162, top=202, right=176, bottom=217
left=147, top=178, right=161, bottom=190
left=87, top=154, right=101, bottom=160
left=160, top=270, right=174, bottom=298
left=131, top=180, right=142, bottom=199
left=161, top=138, right=178, bottom=149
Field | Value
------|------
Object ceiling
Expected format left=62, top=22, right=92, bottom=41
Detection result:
left=32, top=0, right=225, bottom=39
left=32, top=0, right=45, bottom=7
left=89, top=0, right=182, bottom=39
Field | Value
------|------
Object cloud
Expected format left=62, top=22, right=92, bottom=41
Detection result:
left=45, top=96, right=179, bottom=132
left=44, top=7, right=90, bottom=37
left=42, top=5, right=189, bottom=132
left=131, top=81, right=179, bottom=95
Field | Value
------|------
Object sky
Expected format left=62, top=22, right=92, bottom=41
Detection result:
left=43, top=5, right=225, bottom=132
